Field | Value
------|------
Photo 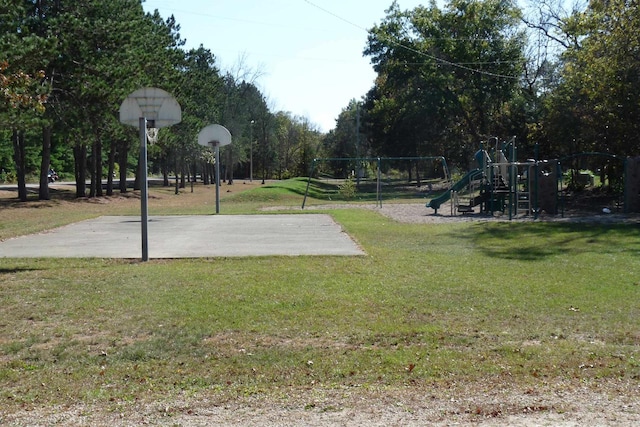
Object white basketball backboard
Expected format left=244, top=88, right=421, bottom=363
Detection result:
left=198, top=124, right=232, bottom=147
left=119, top=87, right=181, bottom=128
left=119, top=87, right=182, bottom=262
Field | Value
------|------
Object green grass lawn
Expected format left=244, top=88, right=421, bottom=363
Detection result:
left=1, top=180, right=639, bottom=412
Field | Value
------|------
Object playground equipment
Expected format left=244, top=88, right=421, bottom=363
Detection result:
left=427, top=138, right=640, bottom=217
left=428, top=137, right=536, bottom=219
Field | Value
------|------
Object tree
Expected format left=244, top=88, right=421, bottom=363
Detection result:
left=0, top=0, right=52, bottom=201
left=273, top=112, right=321, bottom=179
left=560, top=0, right=640, bottom=156
left=139, top=10, right=188, bottom=191
left=166, top=46, right=222, bottom=190
left=43, top=1, right=185, bottom=198
left=525, top=0, right=639, bottom=159
left=1, top=0, right=313, bottom=200
left=323, top=100, right=367, bottom=178
left=254, top=101, right=275, bottom=184
left=520, top=0, right=587, bottom=157
left=363, top=0, right=526, bottom=166
left=217, top=62, right=265, bottom=185
left=49, top=0, right=137, bottom=196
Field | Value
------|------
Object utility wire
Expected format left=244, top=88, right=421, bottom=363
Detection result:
left=302, top=0, right=370, bottom=32
left=303, top=0, right=521, bottom=80
left=147, top=0, right=521, bottom=78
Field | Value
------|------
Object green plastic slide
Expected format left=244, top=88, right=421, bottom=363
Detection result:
left=426, top=168, right=483, bottom=213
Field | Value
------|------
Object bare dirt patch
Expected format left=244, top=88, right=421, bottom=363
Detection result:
left=3, top=380, right=639, bottom=426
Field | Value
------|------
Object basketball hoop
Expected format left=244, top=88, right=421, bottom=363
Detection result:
left=119, top=87, right=181, bottom=262
left=197, top=124, right=232, bottom=214
left=146, top=127, right=159, bottom=145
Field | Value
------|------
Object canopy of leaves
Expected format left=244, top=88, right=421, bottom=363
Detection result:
left=363, top=0, right=526, bottom=165
left=0, top=0, right=52, bottom=126
left=549, top=0, right=640, bottom=156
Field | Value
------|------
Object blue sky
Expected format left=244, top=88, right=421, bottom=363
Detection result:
left=142, top=0, right=425, bottom=132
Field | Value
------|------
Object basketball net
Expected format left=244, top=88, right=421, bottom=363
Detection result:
left=146, top=127, right=159, bottom=145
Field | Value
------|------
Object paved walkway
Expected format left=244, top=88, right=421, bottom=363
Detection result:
left=0, top=214, right=365, bottom=259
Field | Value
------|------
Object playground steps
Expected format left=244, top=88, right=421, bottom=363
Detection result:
left=457, top=194, right=488, bottom=213
left=492, top=175, right=509, bottom=190
left=457, top=204, right=474, bottom=213
left=517, top=194, right=531, bottom=213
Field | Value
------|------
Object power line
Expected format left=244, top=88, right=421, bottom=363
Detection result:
left=149, top=0, right=522, bottom=79
left=400, top=60, right=523, bottom=66
left=302, top=0, right=521, bottom=80
left=380, top=35, right=521, bottom=79
left=302, top=0, right=370, bottom=32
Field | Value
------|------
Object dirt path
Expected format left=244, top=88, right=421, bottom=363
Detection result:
left=4, top=380, right=639, bottom=426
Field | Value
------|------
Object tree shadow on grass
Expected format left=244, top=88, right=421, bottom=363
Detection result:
left=457, top=221, right=640, bottom=261
left=0, top=187, right=78, bottom=208
left=0, top=267, right=43, bottom=274
left=0, top=186, right=141, bottom=209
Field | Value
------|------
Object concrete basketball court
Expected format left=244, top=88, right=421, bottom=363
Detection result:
left=0, top=214, right=365, bottom=259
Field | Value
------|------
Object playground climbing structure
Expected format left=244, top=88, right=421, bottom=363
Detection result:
left=427, top=138, right=640, bottom=217
left=428, top=137, right=537, bottom=218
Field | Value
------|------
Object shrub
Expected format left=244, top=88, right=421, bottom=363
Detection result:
left=338, top=178, right=357, bottom=199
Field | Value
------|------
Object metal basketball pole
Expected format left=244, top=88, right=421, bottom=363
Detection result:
left=139, top=117, right=149, bottom=261
left=215, top=144, right=221, bottom=214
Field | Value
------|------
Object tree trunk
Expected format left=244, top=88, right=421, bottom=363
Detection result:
left=133, top=154, right=141, bottom=191
left=175, top=157, right=179, bottom=194
left=12, top=129, right=28, bottom=202
left=89, top=138, right=97, bottom=198
left=74, top=144, right=87, bottom=197
left=163, top=169, right=170, bottom=187
left=106, top=139, right=116, bottom=196
left=162, top=156, right=170, bottom=187
left=202, top=160, right=210, bottom=185
left=227, top=149, right=234, bottom=185
left=261, top=140, right=266, bottom=185
left=118, top=140, right=128, bottom=193
left=95, top=137, right=103, bottom=197
left=178, top=154, right=186, bottom=189
left=39, top=126, right=52, bottom=200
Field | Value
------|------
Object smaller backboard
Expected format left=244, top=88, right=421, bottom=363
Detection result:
left=119, top=87, right=181, bottom=128
left=198, top=124, right=232, bottom=147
